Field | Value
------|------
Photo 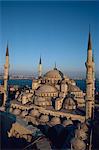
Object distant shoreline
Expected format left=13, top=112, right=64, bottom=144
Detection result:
left=0, top=77, right=86, bottom=80
left=0, top=79, right=99, bottom=92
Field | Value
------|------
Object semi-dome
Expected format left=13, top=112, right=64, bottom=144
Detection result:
left=44, top=68, right=64, bottom=80
left=35, top=84, right=58, bottom=97
left=68, top=84, right=81, bottom=92
left=71, top=138, right=86, bottom=150
left=63, top=97, right=76, bottom=110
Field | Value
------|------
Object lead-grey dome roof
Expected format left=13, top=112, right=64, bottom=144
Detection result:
left=50, top=117, right=61, bottom=125
left=44, top=68, right=64, bottom=80
left=68, top=84, right=81, bottom=92
left=62, top=119, right=73, bottom=126
left=35, top=84, right=58, bottom=95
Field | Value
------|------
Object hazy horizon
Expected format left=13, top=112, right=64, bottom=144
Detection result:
left=0, top=68, right=99, bottom=79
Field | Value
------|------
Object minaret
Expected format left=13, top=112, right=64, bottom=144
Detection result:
left=38, top=56, right=42, bottom=78
left=3, top=44, right=10, bottom=106
left=85, top=30, right=95, bottom=120
left=92, top=55, right=95, bottom=98
left=92, top=54, right=95, bottom=119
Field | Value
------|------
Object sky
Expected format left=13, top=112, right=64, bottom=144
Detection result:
left=0, top=1, right=99, bottom=78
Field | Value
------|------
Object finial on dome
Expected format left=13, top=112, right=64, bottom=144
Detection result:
left=54, top=62, right=57, bottom=70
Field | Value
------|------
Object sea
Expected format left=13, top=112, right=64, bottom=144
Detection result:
left=0, top=79, right=99, bottom=92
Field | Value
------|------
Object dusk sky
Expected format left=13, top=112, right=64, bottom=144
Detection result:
left=0, top=1, right=99, bottom=77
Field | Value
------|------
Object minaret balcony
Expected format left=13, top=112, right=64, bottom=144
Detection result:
left=86, top=80, right=93, bottom=84
left=85, top=62, right=93, bottom=68
left=85, top=96, right=93, bottom=101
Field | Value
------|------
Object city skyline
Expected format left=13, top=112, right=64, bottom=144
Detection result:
left=0, top=1, right=99, bottom=78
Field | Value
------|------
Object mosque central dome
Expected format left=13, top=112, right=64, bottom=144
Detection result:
left=44, top=68, right=64, bottom=80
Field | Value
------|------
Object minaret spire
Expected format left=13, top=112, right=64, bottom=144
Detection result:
left=6, top=43, right=9, bottom=56
left=88, top=25, right=92, bottom=50
left=38, top=56, right=42, bottom=78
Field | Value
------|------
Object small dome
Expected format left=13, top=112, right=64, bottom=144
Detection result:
left=69, top=79, right=76, bottom=85
left=21, top=110, right=28, bottom=117
left=63, top=97, right=76, bottom=110
left=50, top=117, right=61, bottom=125
left=81, top=123, right=88, bottom=132
left=30, top=109, right=40, bottom=117
left=61, top=79, right=66, bottom=84
left=39, top=115, right=49, bottom=123
left=71, top=138, right=86, bottom=150
left=62, top=119, right=73, bottom=127
left=31, top=117, right=38, bottom=125
left=13, top=109, right=21, bottom=115
left=35, top=84, right=58, bottom=96
left=75, top=129, right=87, bottom=140
left=9, top=107, right=13, bottom=113
left=16, top=91, right=20, bottom=94
left=44, top=68, right=63, bottom=80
